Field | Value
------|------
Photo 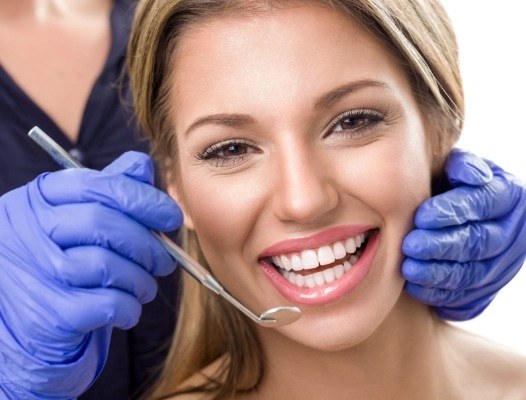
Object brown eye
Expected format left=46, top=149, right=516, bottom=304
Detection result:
left=339, top=116, right=369, bottom=130
left=221, top=143, right=248, bottom=157
left=197, top=139, right=260, bottom=169
left=328, top=109, right=385, bottom=137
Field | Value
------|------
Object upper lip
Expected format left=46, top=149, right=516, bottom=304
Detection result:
left=258, top=225, right=375, bottom=259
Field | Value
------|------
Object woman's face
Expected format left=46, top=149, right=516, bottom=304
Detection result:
left=169, top=4, right=433, bottom=351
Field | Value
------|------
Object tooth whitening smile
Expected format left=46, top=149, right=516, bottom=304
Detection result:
left=269, top=233, right=368, bottom=288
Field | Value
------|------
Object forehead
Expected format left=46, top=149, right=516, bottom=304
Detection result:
left=170, top=3, right=412, bottom=125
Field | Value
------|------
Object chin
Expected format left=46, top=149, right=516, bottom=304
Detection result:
left=274, top=269, right=406, bottom=353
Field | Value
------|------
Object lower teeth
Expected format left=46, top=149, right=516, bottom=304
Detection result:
left=280, top=249, right=363, bottom=288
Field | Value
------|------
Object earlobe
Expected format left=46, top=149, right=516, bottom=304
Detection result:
left=167, top=184, right=195, bottom=231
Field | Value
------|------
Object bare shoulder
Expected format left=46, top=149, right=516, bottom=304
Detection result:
left=446, top=323, right=526, bottom=399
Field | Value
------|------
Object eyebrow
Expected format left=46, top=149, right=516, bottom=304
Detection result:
left=185, top=113, right=256, bottom=137
left=314, top=79, right=391, bottom=109
left=184, top=79, right=390, bottom=136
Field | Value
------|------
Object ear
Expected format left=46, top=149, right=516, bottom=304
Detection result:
left=167, top=182, right=195, bottom=231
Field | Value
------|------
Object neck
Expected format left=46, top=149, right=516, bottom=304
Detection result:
left=255, top=295, right=455, bottom=399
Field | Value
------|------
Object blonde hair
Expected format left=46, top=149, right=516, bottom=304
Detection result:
left=127, top=1, right=464, bottom=398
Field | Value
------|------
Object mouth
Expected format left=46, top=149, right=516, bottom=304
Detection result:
left=268, top=232, right=369, bottom=288
left=259, top=227, right=379, bottom=306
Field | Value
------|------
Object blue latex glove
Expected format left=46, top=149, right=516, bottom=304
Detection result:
left=402, top=149, right=526, bottom=320
left=0, top=152, right=182, bottom=399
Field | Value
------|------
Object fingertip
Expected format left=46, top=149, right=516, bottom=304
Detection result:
left=403, top=282, right=431, bottom=303
left=140, top=279, right=159, bottom=304
left=115, top=299, right=143, bottom=330
left=401, top=258, right=421, bottom=281
left=151, top=196, right=184, bottom=232
left=413, top=201, right=438, bottom=229
left=161, top=262, right=178, bottom=277
left=402, top=230, right=427, bottom=258
left=103, top=151, right=154, bottom=185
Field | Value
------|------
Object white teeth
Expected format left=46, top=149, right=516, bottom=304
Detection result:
left=344, top=237, right=356, bottom=254
left=332, top=241, right=347, bottom=260
left=280, top=255, right=292, bottom=271
left=323, top=267, right=336, bottom=283
left=291, top=252, right=303, bottom=271
left=296, top=274, right=306, bottom=287
left=317, top=245, right=335, bottom=265
left=282, top=261, right=354, bottom=288
left=334, top=264, right=345, bottom=279
left=270, top=231, right=370, bottom=273
left=301, top=249, right=319, bottom=269
left=313, top=271, right=325, bottom=286
left=305, top=275, right=316, bottom=288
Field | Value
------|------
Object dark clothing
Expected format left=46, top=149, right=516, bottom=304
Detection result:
left=0, top=1, right=178, bottom=398
left=0, top=0, right=144, bottom=192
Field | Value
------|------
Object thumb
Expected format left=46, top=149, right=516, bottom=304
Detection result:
left=445, top=148, right=493, bottom=187
left=102, top=151, right=155, bottom=185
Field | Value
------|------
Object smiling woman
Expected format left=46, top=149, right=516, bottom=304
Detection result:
left=127, top=1, right=526, bottom=399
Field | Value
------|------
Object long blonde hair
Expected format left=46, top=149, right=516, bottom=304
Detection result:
left=127, top=1, right=464, bottom=398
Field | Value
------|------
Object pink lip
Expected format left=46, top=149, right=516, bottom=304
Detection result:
left=258, top=225, right=374, bottom=258
left=260, top=230, right=380, bottom=306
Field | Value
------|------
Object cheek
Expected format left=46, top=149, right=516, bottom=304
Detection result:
left=357, top=130, right=431, bottom=218
left=337, top=131, right=432, bottom=228
left=179, top=171, right=267, bottom=269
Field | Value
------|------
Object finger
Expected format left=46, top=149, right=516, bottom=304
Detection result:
left=434, top=297, right=494, bottom=321
left=57, top=246, right=158, bottom=303
left=34, top=169, right=182, bottom=232
left=402, top=258, right=492, bottom=290
left=404, top=282, right=461, bottom=307
left=445, top=148, right=493, bottom=187
left=39, top=202, right=176, bottom=277
left=55, top=287, right=143, bottom=332
left=405, top=278, right=504, bottom=309
left=402, top=221, right=508, bottom=262
left=101, top=151, right=155, bottom=185
left=413, top=174, right=513, bottom=229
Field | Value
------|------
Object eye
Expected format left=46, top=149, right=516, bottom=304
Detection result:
left=197, top=139, right=259, bottom=167
left=324, top=109, right=386, bottom=138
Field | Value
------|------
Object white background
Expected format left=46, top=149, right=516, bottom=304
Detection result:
left=441, top=0, right=525, bottom=355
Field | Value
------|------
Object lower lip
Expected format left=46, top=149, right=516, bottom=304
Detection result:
left=260, top=231, right=380, bottom=306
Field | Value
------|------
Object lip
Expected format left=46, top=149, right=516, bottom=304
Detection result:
left=259, top=229, right=380, bottom=306
left=258, top=225, right=375, bottom=258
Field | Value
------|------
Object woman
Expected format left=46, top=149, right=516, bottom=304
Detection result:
left=127, top=0, right=526, bottom=398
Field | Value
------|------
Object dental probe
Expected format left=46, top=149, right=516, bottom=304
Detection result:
left=28, top=126, right=301, bottom=328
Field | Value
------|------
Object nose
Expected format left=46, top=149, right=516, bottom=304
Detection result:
left=272, top=139, right=339, bottom=224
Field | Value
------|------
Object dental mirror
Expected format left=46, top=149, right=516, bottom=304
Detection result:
left=28, top=126, right=302, bottom=328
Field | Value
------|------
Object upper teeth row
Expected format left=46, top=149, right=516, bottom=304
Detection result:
left=271, top=233, right=366, bottom=272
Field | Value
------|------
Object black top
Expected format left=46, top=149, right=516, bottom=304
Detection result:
left=0, top=1, right=178, bottom=398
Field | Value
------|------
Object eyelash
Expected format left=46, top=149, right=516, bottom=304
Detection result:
left=196, top=139, right=257, bottom=168
left=323, top=108, right=386, bottom=138
left=197, top=108, right=387, bottom=167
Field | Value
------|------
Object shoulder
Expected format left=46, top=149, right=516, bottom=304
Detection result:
left=446, top=324, right=526, bottom=399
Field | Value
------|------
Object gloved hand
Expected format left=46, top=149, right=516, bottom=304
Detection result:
left=0, top=151, right=182, bottom=399
left=402, top=148, right=526, bottom=320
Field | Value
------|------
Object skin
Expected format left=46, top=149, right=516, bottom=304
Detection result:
left=168, top=4, right=526, bottom=399
left=0, top=0, right=112, bottom=143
